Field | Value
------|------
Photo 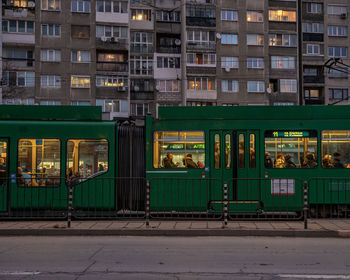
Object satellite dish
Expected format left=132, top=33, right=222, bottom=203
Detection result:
left=155, top=85, right=161, bottom=91
left=216, top=33, right=222, bottom=39
left=174, top=39, right=181, bottom=46
left=266, top=87, right=272, bottom=94
left=29, top=1, right=35, bottom=7
left=134, top=85, right=140, bottom=92
left=101, top=36, right=107, bottom=42
left=225, top=66, right=230, bottom=72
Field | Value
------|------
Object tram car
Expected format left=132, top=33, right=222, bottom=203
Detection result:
left=0, top=105, right=349, bottom=218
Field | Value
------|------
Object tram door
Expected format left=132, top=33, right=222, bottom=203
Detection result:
left=0, top=139, right=8, bottom=212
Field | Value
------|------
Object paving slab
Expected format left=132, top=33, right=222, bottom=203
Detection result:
left=190, top=222, right=209, bottom=229
left=157, top=222, right=176, bottom=230
left=174, top=222, right=191, bottom=230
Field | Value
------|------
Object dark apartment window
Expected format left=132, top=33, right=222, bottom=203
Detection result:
left=71, top=25, right=90, bottom=39
left=329, top=88, right=348, bottom=100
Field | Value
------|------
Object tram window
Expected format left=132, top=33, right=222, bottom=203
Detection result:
left=264, top=130, right=318, bottom=169
left=225, top=134, right=231, bottom=169
left=322, top=130, right=350, bottom=168
left=249, top=134, right=256, bottom=169
left=17, top=139, right=60, bottom=187
left=0, top=141, right=7, bottom=186
left=153, top=131, right=205, bottom=169
left=239, top=134, right=245, bottom=169
left=214, top=134, right=220, bottom=169
left=66, top=139, right=108, bottom=180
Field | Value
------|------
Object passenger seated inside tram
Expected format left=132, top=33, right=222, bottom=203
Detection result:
left=332, top=152, right=344, bottom=168
left=162, top=152, right=179, bottom=168
left=322, top=154, right=333, bottom=168
left=264, top=152, right=273, bottom=168
left=284, top=154, right=296, bottom=168
left=182, top=154, right=198, bottom=169
left=274, top=153, right=285, bottom=168
left=305, top=152, right=317, bottom=168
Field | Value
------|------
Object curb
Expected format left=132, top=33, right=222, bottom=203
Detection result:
left=0, top=229, right=343, bottom=238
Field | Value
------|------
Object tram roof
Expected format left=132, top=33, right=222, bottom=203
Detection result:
left=157, top=105, right=350, bottom=121
left=0, top=105, right=102, bottom=121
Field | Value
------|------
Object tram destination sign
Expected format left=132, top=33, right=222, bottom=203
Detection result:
left=265, top=130, right=316, bottom=138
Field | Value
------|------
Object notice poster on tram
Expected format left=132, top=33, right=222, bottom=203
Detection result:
left=271, top=179, right=295, bottom=195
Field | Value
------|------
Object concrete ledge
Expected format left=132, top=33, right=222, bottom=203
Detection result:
left=0, top=228, right=342, bottom=238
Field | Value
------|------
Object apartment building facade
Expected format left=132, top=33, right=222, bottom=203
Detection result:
left=1, top=0, right=350, bottom=119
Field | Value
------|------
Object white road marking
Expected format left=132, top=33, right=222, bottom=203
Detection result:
left=0, top=271, right=40, bottom=275
left=279, top=275, right=350, bottom=279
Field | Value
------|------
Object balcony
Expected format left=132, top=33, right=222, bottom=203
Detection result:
left=2, top=2, right=35, bottom=18
left=186, top=90, right=217, bottom=100
left=186, top=17, right=216, bottom=27
left=157, top=45, right=181, bottom=54
left=305, top=98, right=324, bottom=105
left=131, top=92, right=154, bottom=100
left=96, top=62, right=128, bottom=73
left=303, top=75, right=324, bottom=84
left=96, top=38, right=129, bottom=51
left=187, top=41, right=216, bottom=50
left=303, top=33, right=323, bottom=42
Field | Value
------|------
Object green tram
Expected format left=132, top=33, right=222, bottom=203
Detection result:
left=0, top=105, right=350, bottom=218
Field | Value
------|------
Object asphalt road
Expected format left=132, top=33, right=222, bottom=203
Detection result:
left=0, top=236, right=349, bottom=280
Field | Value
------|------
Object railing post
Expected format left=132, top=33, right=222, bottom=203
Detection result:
left=223, top=182, right=228, bottom=228
left=67, top=183, right=73, bottom=228
left=146, top=180, right=150, bottom=228
left=304, top=181, right=308, bottom=229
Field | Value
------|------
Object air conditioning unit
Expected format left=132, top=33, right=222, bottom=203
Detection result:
left=224, top=66, right=230, bottom=73
left=341, top=13, right=347, bottom=19
left=110, top=37, right=119, bottom=43
left=101, top=36, right=107, bottom=42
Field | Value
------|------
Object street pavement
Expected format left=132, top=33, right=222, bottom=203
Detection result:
left=0, top=236, right=349, bottom=279
left=0, top=219, right=350, bottom=237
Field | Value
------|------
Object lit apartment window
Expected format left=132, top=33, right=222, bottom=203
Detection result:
left=131, top=9, right=151, bottom=21
left=71, top=0, right=90, bottom=13
left=306, top=44, right=320, bottom=55
left=302, top=22, right=323, bottom=33
left=130, top=56, right=153, bottom=75
left=41, top=24, right=60, bottom=36
left=329, top=88, right=348, bottom=100
left=41, top=0, right=60, bottom=11
left=40, top=100, right=61, bottom=105
left=305, top=89, right=320, bottom=99
left=156, top=10, right=180, bottom=22
left=328, top=25, right=347, bottom=36
left=130, top=32, right=153, bottom=53
left=328, top=47, right=347, bottom=57
left=221, top=9, right=238, bottom=21
left=71, top=25, right=90, bottom=39
left=247, top=34, right=263, bottom=46
left=96, top=25, right=128, bottom=38
left=187, top=53, right=216, bottom=65
left=221, top=57, right=238, bottom=69
left=247, top=81, right=265, bottom=93
left=269, top=10, right=296, bottom=22
left=2, top=71, right=35, bottom=87
left=280, top=79, right=297, bottom=93
left=247, top=11, right=263, bottom=22
left=41, top=49, right=61, bottom=62
left=96, top=76, right=127, bottom=87
left=269, top=34, right=296, bottom=47
left=96, top=99, right=128, bottom=113
left=5, top=0, right=31, bottom=8
left=71, top=50, right=91, bottom=63
left=41, top=75, right=61, bottom=88
left=2, top=20, right=34, bottom=33
left=98, top=53, right=124, bottom=62
left=221, top=80, right=238, bottom=92
left=306, top=3, right=322, bottom=14
left=328, top=5, right=347, bottom=15
left=72, top=101, right=91, bottom=106
left=71, top=75, right=91, bottom=88
left=96, top=0, right=128, bottom=13
left=157, top=80, right=180, bottom=92
left=221, top=34, right=238, bottom=45
left=188, top=77, right=216, bottom=90
left=247, top=57, right=264, bottom=69
left=271, top=56, right=295, bottom=69
left=157, top=57, right=180, bottom=69
left=130, top=103, right=149, bottom=116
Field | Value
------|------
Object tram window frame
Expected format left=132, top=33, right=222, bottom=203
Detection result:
left=153, top=131, right=206, bottom=169
left=321, top=130, right=350, bottom=169
left=66, top=139, right=109, bottom=181
left=17, top=138, right=62, bottom=187
left=264, top=130, right=318, bottom=169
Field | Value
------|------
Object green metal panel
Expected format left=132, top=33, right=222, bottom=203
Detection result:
left=0, top=105, right=102, bottom=121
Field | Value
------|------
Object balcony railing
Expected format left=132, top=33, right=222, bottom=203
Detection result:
left=157, top=45, right=181, bottom=54
left=187, top=41, right=216, bottom=50
left=186, top=17, right=216, bottom=27
left=303, top=75, right=325, bottom=84
left=305, top=98, right=324, bottom=105
left=96, top=62, right=128, bottom=72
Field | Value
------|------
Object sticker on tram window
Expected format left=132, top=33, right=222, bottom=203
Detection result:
left=271, top=179, right=295, bottom=195
left=265, top=130, right=317, bottom=138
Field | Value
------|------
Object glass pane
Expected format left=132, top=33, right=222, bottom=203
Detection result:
left=0, top=141, right=7, bottom=186
left=214, top=134, right=220, bottom=169
left=249, top=134, right=256, bottom=169
left=239, top=134, right=245, bottom=169
left=225, top=134, right=231, bottom=169
left=17, top=139, right=61, bottom=187
left=322, top=130, right=350, bottom=168
left=66, top=139, right=108, bottom=181
left=153, top=131, right=205, bottom=169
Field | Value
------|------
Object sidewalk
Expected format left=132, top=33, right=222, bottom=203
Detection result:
left=0, top=219, right=350, bottom=237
